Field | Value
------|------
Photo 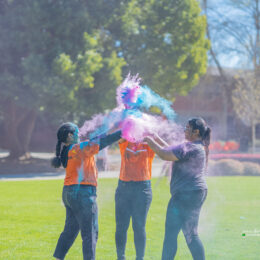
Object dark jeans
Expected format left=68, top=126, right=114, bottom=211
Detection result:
left=53, top=185, right=98, bottom=260
left=115, top=180, right=152, bottom=260
left=162, top=189, right=207, bottom=260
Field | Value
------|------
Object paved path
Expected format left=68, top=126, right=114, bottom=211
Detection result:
left=0, top=166, right=165, bottom=181
left=0, top=152, right=167, bottom=181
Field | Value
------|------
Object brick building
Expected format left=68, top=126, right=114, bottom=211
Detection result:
left=172, top=67, right=254, bottom=142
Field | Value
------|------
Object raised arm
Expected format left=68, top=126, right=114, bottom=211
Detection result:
left=152, top=134, right=169, bottom=147
left=144, top=136, right=178, bottom=161
left=99, top=130, right=122, bottom=151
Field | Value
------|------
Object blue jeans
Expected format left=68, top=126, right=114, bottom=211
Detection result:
left=53, top=185, right=98, bottom=260
left=115, top=180, right=152, bottom=260
left=162, top=189, right=207, bottom=260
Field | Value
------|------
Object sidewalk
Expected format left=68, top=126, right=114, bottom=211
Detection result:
left=0, top=152, right=166, bottom=181
left=0, top=160, right=166, bottom=181
left=0, top=165, right=165, bottom=181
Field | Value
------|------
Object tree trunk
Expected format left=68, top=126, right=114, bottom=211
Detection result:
left=252, top=120, right=256, bottom=153
left=221, top=87, right=228, bottom=140
left=19, top=110, right=37, bottom=157
left=2, top=97, right=37, bottom=160
left=203, top=0, right=229, bottom=139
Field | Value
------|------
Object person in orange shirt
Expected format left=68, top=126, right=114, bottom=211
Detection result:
left=115, top=137, right=167, bottom=260
left=51, top=122, right=121, bottom=260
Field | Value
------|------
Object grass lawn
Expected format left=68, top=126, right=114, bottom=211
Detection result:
left=0, top=177, right=260, bottom=260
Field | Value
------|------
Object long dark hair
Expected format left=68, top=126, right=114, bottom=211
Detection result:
left=188, top=117, right=211, bottom=166
left=51, top=122, right=78, bottom=168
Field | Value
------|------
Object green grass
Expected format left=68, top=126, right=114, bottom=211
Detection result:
left=0, top=177, right=260, bottom=260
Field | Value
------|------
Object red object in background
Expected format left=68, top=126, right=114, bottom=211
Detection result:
left=209, top=141, right=224, bottom=151
left=223, top=141, right=240, bottom=151
left=209, top=141, right=240, bottom=152
left=223, top=143, right=229, bottom=151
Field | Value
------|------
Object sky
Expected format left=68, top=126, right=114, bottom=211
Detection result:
left=202, top=0, right=257, bottom=69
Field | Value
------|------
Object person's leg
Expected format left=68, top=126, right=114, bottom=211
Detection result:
left=115, top=184, right=132, bottom=260
left=186, top=234, right=205, bottom=260
left=161, top=196, right=182, bottom=260
left=75, top=187, right=98, bottom=260
left=181, top=190, right=207, bottom=260
left=53, top=205, right=80, bottom=259
left=131, top=183, right=152, bottom=260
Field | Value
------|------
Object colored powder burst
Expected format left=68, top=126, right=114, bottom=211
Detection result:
left=79, top=114, right=105, bottom=140
left=116, top=74, right=176, bottom=120
left=121, top=115, right=147, bottom=142
left=135, top=85, right=176, bottom=120
left=116, top=74, right=142, bottom=109
left=80, top=74, right=179, bottom=144
left=121, top=112, right=184, bottom=144
left=121, top=85, right=141, bottom=109
left=87, top=109, right=124, bottom=140
left=80, top=108, right=143, bottom=142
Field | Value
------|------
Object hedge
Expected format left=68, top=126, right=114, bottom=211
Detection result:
left=207, top=159, right=260, bottom=176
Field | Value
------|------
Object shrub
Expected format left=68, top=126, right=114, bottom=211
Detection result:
left=209, top=153, right=260, bottom=163
left=243, top=162, right=260, bottom=176
left=209, top=159, right=244, bottom=176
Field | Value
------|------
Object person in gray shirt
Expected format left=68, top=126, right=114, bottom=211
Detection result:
left=144, top=117, right=211, bottom=260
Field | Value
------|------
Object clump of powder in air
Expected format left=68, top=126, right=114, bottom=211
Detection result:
left=80, top=73, right=179, bottom=143
left=116, top=74, right=142, bottom=109
left=79, top=114, right=105, bottom=140
left=116, top=74, right=176, bottom=120
left=121, top=112, right=184, bottom=144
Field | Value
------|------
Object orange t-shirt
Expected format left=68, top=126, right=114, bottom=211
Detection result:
left=119, top=141, right=155, bottom=181
left=64, top=142, right=99, bottom=186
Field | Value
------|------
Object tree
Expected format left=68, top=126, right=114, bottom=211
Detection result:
left=0, top=0, right=125, bottom=159
left=232, top=73, right=260, bottom=152
left=201, top=0, right=235, bottom=139
left=0, top=0, right=209, bottom=159
left=201, top=0, right=260, bottom=145
left=201, top=0, right=260, bottom=69
left=109, top=0, right=210, bottom=97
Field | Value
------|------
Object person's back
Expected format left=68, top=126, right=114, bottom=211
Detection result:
left=170, top=141, right=208, bottom=196
left=64, top=142, right=99, bottom=186
left=119, top=141, right=154, bottom=181
left=115, top=140, right=155, bottom=260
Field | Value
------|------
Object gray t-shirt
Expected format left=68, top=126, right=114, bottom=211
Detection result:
left=170, top=141, right=208, bottom=196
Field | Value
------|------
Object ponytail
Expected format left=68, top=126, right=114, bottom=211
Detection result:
left=202, top=127, right=211, bottom=167
left=56, top=140, right=62, bottom=157
left=51, top=140, right=62, bottom=168
left=60, top=145, right=71, bottom=168
left=51, top=143, right=71, bottom=168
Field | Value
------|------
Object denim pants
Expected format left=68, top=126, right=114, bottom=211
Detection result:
left=53, top=185, right=98, bottom=260
left=115, top=180, right=152, bottom=260
left=161, top=189, right=207, bottom=260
